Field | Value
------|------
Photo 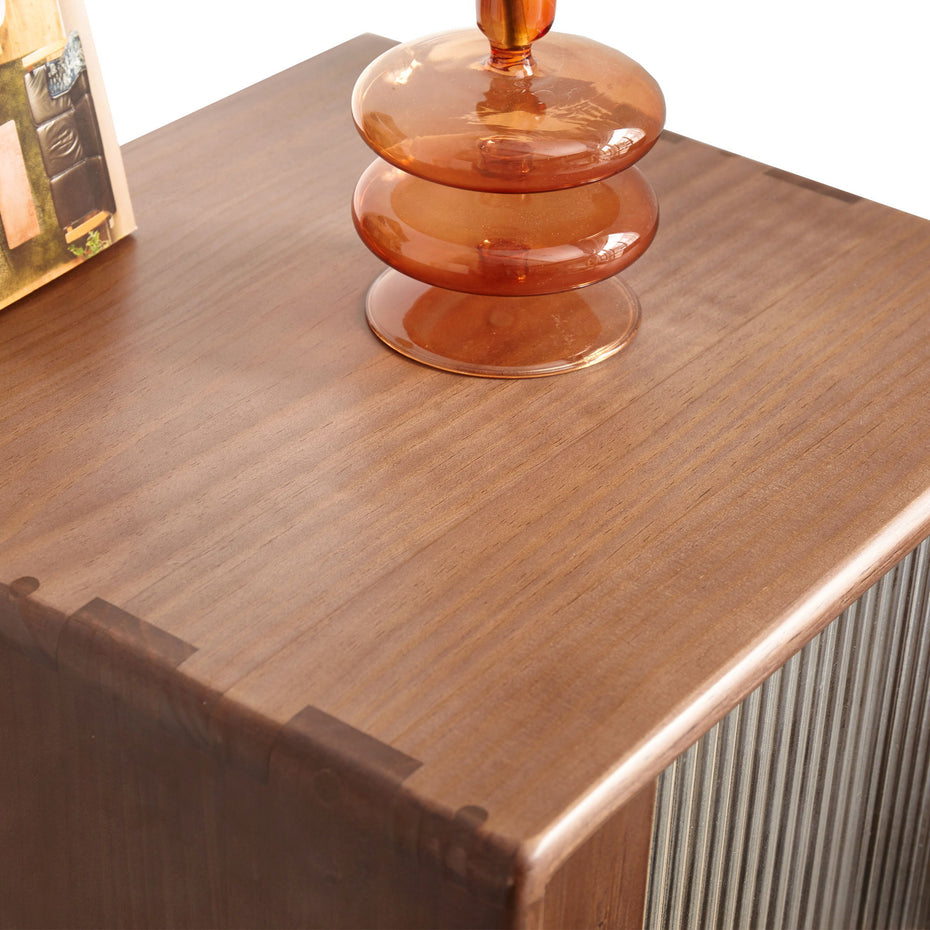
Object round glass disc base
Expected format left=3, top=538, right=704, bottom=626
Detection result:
left=366, top=270, right=641, bottom=378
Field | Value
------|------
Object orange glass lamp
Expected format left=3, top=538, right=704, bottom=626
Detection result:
left=352, top=0, right=665, bottom=377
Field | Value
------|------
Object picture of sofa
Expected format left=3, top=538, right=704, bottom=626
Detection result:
left=0, top=0, right=132, bottom=313
left=1, top=30, right=115, bottom=304
left=24, top=31, right=116, bottom=245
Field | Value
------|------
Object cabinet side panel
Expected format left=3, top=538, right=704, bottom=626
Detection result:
left=0, top=639, right=514, bottom=929
left=537, top=781, right=656, bottom=930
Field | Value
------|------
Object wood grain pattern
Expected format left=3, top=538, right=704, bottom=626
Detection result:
left=532, top=781, right=656, bottom=929
left=0, top=636, right=517, bottom=929
left=2, top=33, right=930, bottom=925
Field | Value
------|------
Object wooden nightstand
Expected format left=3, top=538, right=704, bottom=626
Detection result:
left=2, top=34, right=930, bottom=929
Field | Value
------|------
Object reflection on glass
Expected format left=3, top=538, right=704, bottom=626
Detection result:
left=354, top=161, right=657, bottom=296
left=353, top=31, right=664, bottom=193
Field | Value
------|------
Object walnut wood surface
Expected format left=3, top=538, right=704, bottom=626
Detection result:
left=2, top=34, right=930, bottom=924
left=532, top=781, right=656, bottom=929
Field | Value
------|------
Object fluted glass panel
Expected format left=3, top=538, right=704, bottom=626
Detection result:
left=645, top=537, right=930, bottom=930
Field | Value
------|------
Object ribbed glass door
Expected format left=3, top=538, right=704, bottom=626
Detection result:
left=645, top=537, right=930, bottom=930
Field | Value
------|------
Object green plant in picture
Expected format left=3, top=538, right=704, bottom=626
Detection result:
left=68, top=228, right=107, bottom=260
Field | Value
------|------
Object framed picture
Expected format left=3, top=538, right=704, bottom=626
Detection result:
left=0, top=0, right=133, bottom=312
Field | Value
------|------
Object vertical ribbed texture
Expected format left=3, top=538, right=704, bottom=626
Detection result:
left=645, top=537, right=930, bottom=930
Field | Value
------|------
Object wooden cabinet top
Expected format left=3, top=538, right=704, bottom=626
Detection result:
left=3, top=34, right=930, bottom=900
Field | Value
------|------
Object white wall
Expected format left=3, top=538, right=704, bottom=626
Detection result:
left=84, top=0, right=930, bottom=220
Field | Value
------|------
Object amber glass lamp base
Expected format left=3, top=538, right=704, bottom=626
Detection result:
left=366, top=270, right=640, bottom=378
left=351, top=0, right=664, bottom=378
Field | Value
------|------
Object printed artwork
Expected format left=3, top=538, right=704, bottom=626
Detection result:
left=0, top=118, right=40, bottom=248
left=0, top=0, right=133, bottom=312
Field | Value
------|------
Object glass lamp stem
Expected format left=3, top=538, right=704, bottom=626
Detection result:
left=477, top=0, right=555, bottom=69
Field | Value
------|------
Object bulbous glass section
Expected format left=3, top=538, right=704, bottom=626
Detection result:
left=353, top=159, right=658, bottom=296
left=352, top=31, right=665, bottom=193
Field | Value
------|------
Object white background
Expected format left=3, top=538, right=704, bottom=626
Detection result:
left=84, top=0, right=930, bottom=220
